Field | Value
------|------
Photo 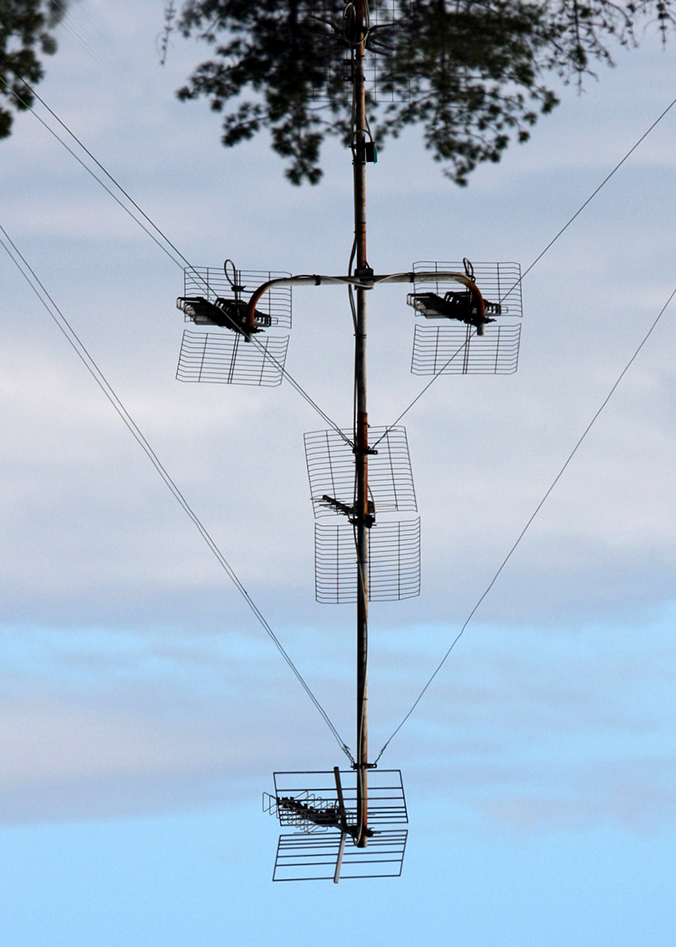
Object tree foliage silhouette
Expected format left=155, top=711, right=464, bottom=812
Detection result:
left=173, top=0, right=675, bottom=184
left=0, top=0, right=66, bottom=138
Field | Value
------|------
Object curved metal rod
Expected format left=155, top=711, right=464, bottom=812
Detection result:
left=223, top=258, right=238, bottom=292
left=245, top=271, right=486, bottom=336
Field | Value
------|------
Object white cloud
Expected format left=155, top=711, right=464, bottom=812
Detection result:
left=2, top=3, right=676, bottom=845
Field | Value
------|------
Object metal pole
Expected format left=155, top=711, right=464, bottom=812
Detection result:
left=353, top=0, right=370, bottom=849
left=333, top=766, right=348, bottom=882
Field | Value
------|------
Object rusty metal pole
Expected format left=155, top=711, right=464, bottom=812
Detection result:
left=353, top=0, right=370, bottom=849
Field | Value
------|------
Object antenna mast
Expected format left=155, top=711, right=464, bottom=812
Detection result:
left=352, top=0, right=371, bottom=850
left=175, top=0, right=525, bottom=882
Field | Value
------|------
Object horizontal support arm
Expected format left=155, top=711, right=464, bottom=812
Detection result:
left=245, top=271, right=484, bottom=336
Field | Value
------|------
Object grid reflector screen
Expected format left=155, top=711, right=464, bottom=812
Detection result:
left=177, top=330, right=289, bottom=387
left=315, top=518, right=420, bottom=603
left=411, top=324, right=521, bottom=375
left=273, top=830, right=408, bottom=882
left=183, top=267, right=291, bottom=328
left=304, top=426, right=417, bottom=518
left=412, top=260, right=523, bottom=318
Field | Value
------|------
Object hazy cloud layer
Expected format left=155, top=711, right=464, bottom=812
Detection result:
left=1, top=4, right=676, bottom=844
left=0, top=618, right=674, bottom=830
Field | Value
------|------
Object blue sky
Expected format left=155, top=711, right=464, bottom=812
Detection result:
left=2, top=2, right=676, bottom=944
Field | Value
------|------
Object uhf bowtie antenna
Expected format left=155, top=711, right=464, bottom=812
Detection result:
left=173, top=0, right=522, bottom=882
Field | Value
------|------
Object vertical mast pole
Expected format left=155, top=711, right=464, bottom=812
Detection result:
left=353, top=0, right=370, bottom=848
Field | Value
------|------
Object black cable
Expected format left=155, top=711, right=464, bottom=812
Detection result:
left=374, top=284, right=676, bottom=763
left=1, top=75, right=348, bottom=445
left=0, top=222, right=355, bottom=765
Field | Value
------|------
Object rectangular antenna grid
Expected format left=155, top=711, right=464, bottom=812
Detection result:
left=412, top=261, right=523, bottom=317
left=304, top=426, right=417, bottom=517
left=183, top=267, right=292, bottom=328
left=412, top=323, right=521, bottom=375
left=309, top=1, right=411, bottom=105
left=315, top=518, right=420, bottom=603
left=176, top=330, right=289, bottom=387
left=273, top=830, right=408, bottom=881
left=269, top=770, right=408, bottom=881
left=272, top=770, right=408, bottom=827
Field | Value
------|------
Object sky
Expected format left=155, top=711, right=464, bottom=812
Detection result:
left=2, top=2, right=676, bottom=944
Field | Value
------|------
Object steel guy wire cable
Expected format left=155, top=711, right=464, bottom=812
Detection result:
left=50, top=0, right=121, bottom=71
left=0, top=222, right=355, bottom=765
left=374, top=283, right=676, bottom=763
left=0, top=74, right=348, bottom=446
left=369, top=92, right=676, bottom=751
left=51, top=2, right=117, bottom=73
left=376, top=90, right=676, bottom=445
left=370, top=330, right=476, bottom=451
left=8, top=68, right=676, bottom=761
left=11, top=74, right=674, bottom=453
left=518, top=93, right=676, bottom=286
left=375, top=90, right=676, bottom=753
left=0, top=74, right=186, bottom=269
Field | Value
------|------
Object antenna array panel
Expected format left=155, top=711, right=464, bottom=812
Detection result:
left=304, top=426, right=417, bottom=518
left=177, top=265, right=291, bottom=387
left=176, top=331, right=289, bottom=387
left=315, top=517, right=421, bottom=603
left=273, top=829, right=408, bottom=881
left=411, top=323, right=521, bottom=375
left=306, top=424, right=421, bottom=603
left=268, top=769, right=408, bottom=881
left=309, top=0, right=411, bottom=104
left=183, top=267, right=292, bottom=328
left=409, top=260, right=522, bottom=375
left=412, top=261, right=523, bottom=317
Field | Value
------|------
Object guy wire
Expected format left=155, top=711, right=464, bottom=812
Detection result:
left=1, top=75, right=349, bottom=447
left=0, top=222, right=354, bottom=765
left=10, top=68, right=676, bottom=762
left=375, top=90, right=676, bottom=447
left=374, top=283, right=676, bottom=763
left=519, top=93, right=676, bottom=285
left=370, top=330, right=476, bottom=451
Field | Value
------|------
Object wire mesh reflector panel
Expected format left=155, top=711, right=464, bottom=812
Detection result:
left=304, top=426, right=417, bottom=518
left=412, top=261, right=523, bottom=318
left=176, top=330, right=289, bottom=387
left=183, top=267, right=292, bottom=328
left=411, top=324, right=521, bottom=375
left=309, top=0, right=411, bottom=105
left=273, top=829, right=408, bottom=881
left=272, top=770, right=408, bottom=829
left=315, top=518, right=420, bottom=603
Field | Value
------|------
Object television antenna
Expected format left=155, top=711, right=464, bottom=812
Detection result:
left=174, top=0, right=522, bottom=881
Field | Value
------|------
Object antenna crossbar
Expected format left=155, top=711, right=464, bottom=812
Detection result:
left=243, top=270, right=489, bottom=336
